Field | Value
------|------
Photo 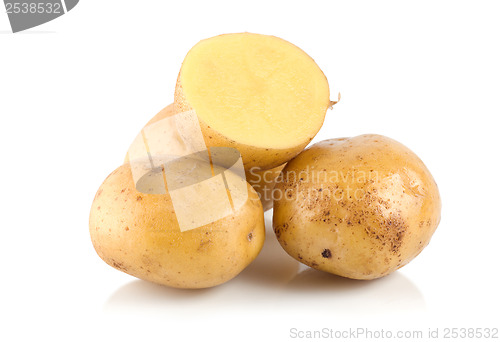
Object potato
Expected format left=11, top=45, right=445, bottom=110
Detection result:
left=273, top=134, right=441, bottom=280
left=245, top=164, right=285, bottom=212
left=174, top=32, right=332, bottom=170
left=89, top=161, right=265, bottom=289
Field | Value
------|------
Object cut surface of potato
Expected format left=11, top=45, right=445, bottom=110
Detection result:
left=175, top=33, right=331, bottom=169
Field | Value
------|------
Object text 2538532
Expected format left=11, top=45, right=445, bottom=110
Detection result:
left=5, top=2, right=62, bottom=14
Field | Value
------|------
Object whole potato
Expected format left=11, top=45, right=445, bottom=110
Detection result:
left=273, top=134, right=441, bottom=280
left=89, top=161, right=265, bottom=289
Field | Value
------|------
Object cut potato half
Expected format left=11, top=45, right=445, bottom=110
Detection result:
left=175, top=32, right=331, bottom=170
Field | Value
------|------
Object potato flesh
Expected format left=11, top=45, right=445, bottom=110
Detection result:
left=179, top=33, right=330, bottom=149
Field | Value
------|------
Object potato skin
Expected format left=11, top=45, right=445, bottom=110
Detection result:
left=273, top=134, right=441, bottom=280
left=89, top=163, right=265, bottom=289
left=124, top=104, right=189, bottom=164
left=145, top=103, right=176, bottom=125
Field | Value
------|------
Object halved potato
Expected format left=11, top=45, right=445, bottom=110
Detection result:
left=175, top=32, right=331, bottom=170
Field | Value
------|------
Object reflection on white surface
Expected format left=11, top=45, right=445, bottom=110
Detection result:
left=285, top=267, right=426, bottom=314
left=235, top=227, right=301, bottom=286
left=104, top=213, right=425, bottom=316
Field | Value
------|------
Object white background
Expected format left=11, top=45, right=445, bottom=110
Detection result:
left=1, top=1, right=499, bottom=341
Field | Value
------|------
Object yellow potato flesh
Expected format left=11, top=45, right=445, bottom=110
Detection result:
left=175, top=32, right=330, bottom=169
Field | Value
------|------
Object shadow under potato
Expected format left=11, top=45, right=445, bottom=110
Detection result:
left=285, top=268, right=426, bottom=314
left=234, top=226, right=301, bottom=286
left=104, top=214, right=425, bottom=314
left=105, top=279, right=211, bottom=308
left=286, top=268, right=376, bottom=292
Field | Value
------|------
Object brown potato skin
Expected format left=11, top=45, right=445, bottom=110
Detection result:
left=273, top=134, right=441, bottom=280
left=89, top=163, right=265, bottom=289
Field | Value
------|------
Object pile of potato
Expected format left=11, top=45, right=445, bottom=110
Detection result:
left=89, top=33, right=441, bottom=288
